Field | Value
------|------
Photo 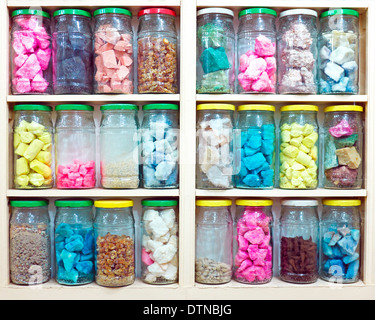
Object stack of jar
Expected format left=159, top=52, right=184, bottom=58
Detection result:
left=194, top=198, right=362, bottom=285
left=9, top=198, right=179, bottom=287
left=10, top=7, right=178, bottom=95
left=12, top=103, right=179, bottom=190
left=196, top=7, right=360, bottom=95
left=195, top=104, right=364, bottom=190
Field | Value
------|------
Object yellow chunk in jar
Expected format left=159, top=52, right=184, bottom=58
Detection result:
left=23, top=139, right=44, bottom=162
left=28, top=173, right=45, bottom=187
left=16, top=157, right=29, bottom=176
left=15, top=142, right=29, bottom=157
left=38, top=132, right=52, bottom=144
left=36, top=151, right=52, bottom=165
left=15, top=174, right=29, bottom=187
left=302, top=131, right=318, bottom=149
left=14, top=133, right=21, bottom=149
left=30, top=159, right=52, bottom=179
left=20, top=131, right=35, bottom=144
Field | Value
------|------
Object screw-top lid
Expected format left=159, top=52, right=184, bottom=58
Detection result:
left=281, top=199, right=318, bottom=207
left=323, top=199, right=361, bottom=207
left=94, top=8, right=132, bottom=17
left=55, top=104, right=94, bottom=111
left=281, top=105, right=319, bottom=112
left=94, top=200, right=134, bottom=208
left=280, top=9, right=318, bottom=18
left=197, top=104, right=235, bottom=111
left=320, top=9, right=359, bottom=18
left=236, top=199, right=273, bottom=207
left=12, top=9, right=50, bottom=19
left=138, top=8, right=176, bottom=17
left=142, top=199, right=178, bottom=207
left=196, top=199, right=232, bottom=207
left=55, top=199, right=93, bottom=207
left=10, top=200, right=48, bottom=207
left=14, top=104, right=52, bottom=112
left=53, top=9, right=91, bottom=18
left=238, top=104, right=275, bottom=112
left=324, top=105, right=363, bottom=113
left=239, top=8, right=277, bottom=17
left=142, top=104, right=179, bottom=111
left=100, top=104, right=139, bottom=111
left=197, top=8, right=234, bottom=17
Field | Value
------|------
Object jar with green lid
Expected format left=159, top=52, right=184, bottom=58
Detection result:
left=196, top=104, right=235, bottom=189
left=141, top=104, right=179, bottom=188
left=279, top=199, right=319, bottom=284
left=54, top=199, right=94, bottom=286
left=94, top=200, right=135, bottom=287
left=94, top=8, right=134, bottom=94
left=196, top=8, right=235, bottom=94
left=323, top=105, right=363, bottom=189
left=195, top=199, right=233, bottom=284
left=237, top=8, right=277, bottom=93
left=141, top=199, right=178, bottom=284
left=318, top=9, right=359, bottom=94
left=53, top=9, right=93, bottom=94
left=10, top=199, right=51, bottom=285
left=55, top=104, right=96, bottom=189
left=235, top=105, right=275, bottom=189
left=279, top=105, right=319, bottom=189
left=100, top=104, right=140, bottom=189
left=11, top=9, right=52, bottom=94
left=13, top=104, right=53, bottom=189
left=234, top=199, right=273, bottom=284
left=320, top=199, right=361, bottom=284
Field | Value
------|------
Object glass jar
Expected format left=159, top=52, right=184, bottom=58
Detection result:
left=237, top=8, right=277, bottom=94
left=141, top=104, right=179, bottom=188
left=11, top=9, right=52, bottom=95
left=279, top=199, right=319, bottom=284
left=279, top=105, right=319, bottom=189
left=93, top=8, right=134, bottom=94
left=234, top=199, right=273, bottom=284
left=13, top=104, right=53, bottom=189
left=196, top=8, right=235, bottom=94
left=94, top=200, right=135, bottom=287
left=52, top=9, right=93, bottom=94
left=196, top=104, right=234, bottom=189
left=318, top=9, right=359, bottom=94
left=55, top=105, right=96, bottom=189
left=9, top=200, right=51, bottom=285
left=100, top=104, right=140, bottom=189
left=320, top=199, right=361, bottom=284
left=235, top=105, right=275, bottom=189
left=277, top=9, right=318, bottom=94
left=323, top=106, right=363, bottom=189
left=55, top=199, right=95, bottom=285
left=137, top=8, right=178, bottom=94
left=195, top=199, right=233, bottom=284
left=141, top=199, right=179, bottom=285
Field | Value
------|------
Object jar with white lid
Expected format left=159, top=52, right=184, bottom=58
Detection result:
left=277, top=9, right=318, bottom=94
left=197, top=8, right=235, bottom=94
left=279, top=199, right=319, bottom=284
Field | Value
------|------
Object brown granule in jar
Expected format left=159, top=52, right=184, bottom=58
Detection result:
left=137, top=37, right=178, bottom=94
left=10, top=224, right=51, bottom=285
left=96, top=232, right=135, bottom=287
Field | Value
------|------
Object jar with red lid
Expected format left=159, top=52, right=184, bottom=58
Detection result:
left=137, top=8, right=178, bottom=94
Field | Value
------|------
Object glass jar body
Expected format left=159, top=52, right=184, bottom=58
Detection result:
left=10, top=205, right=51, bottom=285
left=55, top=110, right=96, bottom=189
left=195, top=206, right=233, bottom=284
left=94, top=13, right=134, bottom=94
left=235, top=110, right=275, bottom=189
left=137, top=14, right=178, bottom=94
left=11, top=14, right=53, bottom=94
left=13, top=109, right=53, bottom=189
left=196, top=110, right=234, bottom=189
left=197, top=12, right=235, bottom=94
left=279, top=110, right=319, bottom=189
left=55, top=206, right=95, bottom=285
left=323, top=111, right=363, bottom=189
left=94, top=207, right=135, bottom=287
left=53, top=14, right=93, bottom=94
left=100, top=110, right=140, bottom=188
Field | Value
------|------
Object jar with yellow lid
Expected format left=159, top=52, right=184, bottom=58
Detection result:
left=320, top=199, right=361, bottom=283
left=323, top=105, right=363, bottom=189
left=235, top=105, right=275, bottom=189
left=195, top=199, right=233, bottom=284
left=196, top=104, right=235, bottom=189
left=279, top=105, right=319, bottom=189
left=94, top=200, right=135, bottom=287
left=233, top=199, right=273, bottom=284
